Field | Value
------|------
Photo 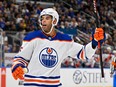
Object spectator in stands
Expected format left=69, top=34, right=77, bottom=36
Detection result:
left=4, top=40, right=12, bottom=52
left=16, top=30, right=26, bottom=42
left=0, top=1, right=4, bottom=12
left=71, top=17, right=78, bottom=29
left=2, top=31, right=8, bottom=42
left=61, top=57, right=74, bottom=68
left=104, top=46, right=113, bottom=68
left=110, top=50, right=116, bottom=77
left=93, top=49, right=101, bottom=68
left=107, top=14, right=115, bottom=27
left=0, top=31, right=12, bottom=52
left=21, top=5, right=29, bottom=14
left=12, top=42, right=20, bottom=53
left=68, top=7, right=75, bottom=18
left=19, top=19, right=26, bottom=30
left=86, top=23, right=93, bottom=34
left=112, top=30, right=116, bottom=47
left=0, top=18, right=6, bottom=30
left=74, top=59, right=81, bottom=68
left=105, top=37, right=115, bottom=47
left=36, top=4, right=42, bottom=15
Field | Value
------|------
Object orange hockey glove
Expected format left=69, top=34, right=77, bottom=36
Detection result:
left=94, top=28, right=104, bottom=41
left=112, top=61, right=116, bottom=67
left=11, top=64, right=26, bottom=80
left=92, top=28, right=105, bottom=48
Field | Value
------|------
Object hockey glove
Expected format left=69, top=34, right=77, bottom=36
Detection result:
left=110, top=57, right=116, bottom=77
left=92, top=28, right=106, bottom=48
left=11, top=63, right=27, bottom=80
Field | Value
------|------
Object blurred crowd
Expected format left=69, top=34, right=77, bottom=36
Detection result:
left=0, top=0, right=115, bottom=68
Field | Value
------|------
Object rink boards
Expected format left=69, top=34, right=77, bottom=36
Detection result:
left=0, top=68, right=113, bottom=87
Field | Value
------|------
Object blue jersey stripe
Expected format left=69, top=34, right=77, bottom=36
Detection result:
left=84, top=46, right=89, bottom=60
left=24, top=83, right=62, bottom=87
left=77, top=48, right=82, bottom=59
left=14, top=56, right=29, bottom=62
left=25, top=74, right=60, bottom=79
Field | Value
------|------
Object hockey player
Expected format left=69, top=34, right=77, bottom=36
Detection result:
left=110, top=50, right=116, bottom=87
left=11, top=8, right=105, bottom=87
left=110, top=50, right=116, bottom=76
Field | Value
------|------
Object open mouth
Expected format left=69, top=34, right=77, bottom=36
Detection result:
left=42, top=24, right=47, bottom=26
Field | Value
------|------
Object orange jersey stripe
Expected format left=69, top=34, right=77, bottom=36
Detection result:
left=80, top=50, right=84, bottom=60
left=25, top=79, right=60, bottom=84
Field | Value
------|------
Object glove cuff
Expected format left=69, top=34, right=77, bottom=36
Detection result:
left=12, top=63, right=26, bottom=73
left=92, top=39, right=98, bottom=48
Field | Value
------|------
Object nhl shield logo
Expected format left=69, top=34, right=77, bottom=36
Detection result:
left=39, top=47, right=58, bottom=68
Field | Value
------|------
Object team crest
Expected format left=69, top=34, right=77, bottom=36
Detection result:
left=39, top=47, right=58, bottom=68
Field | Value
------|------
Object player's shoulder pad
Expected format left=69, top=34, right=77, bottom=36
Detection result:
left=23, top=30, right=41, bottom=41
left=57, top=32, right=73, bottom=41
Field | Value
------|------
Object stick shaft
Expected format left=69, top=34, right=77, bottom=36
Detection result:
left=98, top=42, right=104, bottom=77
left=93, top=0, right=104, bottom=78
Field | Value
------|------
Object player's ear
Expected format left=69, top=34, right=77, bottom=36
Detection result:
left=53, top=18, right=57, bottom=25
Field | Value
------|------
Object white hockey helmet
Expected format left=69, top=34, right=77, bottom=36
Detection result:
left=39, top=8, right=59, bottom=26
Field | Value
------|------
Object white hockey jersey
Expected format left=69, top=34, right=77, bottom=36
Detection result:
left=13, top=30, right=96, bottom=87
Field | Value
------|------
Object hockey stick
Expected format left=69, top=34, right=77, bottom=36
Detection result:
left=93, top=0, right=104, bottom=78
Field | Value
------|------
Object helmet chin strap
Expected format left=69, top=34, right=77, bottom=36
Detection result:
left=41, top=19, right=55, bottom=35
left=41, top=24, right=54, bottom=35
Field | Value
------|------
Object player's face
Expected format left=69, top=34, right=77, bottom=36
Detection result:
left=41, top=15, right=53, bottom=33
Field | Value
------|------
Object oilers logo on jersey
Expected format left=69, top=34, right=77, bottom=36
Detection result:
left=39, top=47, right=58, bottom=68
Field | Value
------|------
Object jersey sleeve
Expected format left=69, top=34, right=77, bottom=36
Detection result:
left=13, top=40, right=35, bottom=67
left=12, top=30, right=40, bottom=68
left=67, top=42, right=96, bottom=60
left=15, top=40, right=34, bottom=60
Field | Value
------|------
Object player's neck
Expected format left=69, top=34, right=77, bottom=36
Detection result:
left=43, top=28, right=56, bottom=38
left=50, top=28, right=56, bottom=37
